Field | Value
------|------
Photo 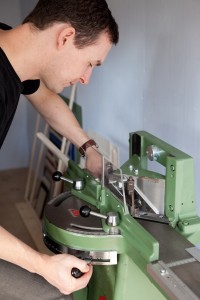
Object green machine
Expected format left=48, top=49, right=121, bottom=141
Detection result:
left=43, top=131, right=200, bottom=300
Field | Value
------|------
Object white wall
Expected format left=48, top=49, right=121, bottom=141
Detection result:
left=19, top=0, right=36, bottom=19
left=1, top=0, right=200, bottom=214
left=66, top=0, right=200, bottom=214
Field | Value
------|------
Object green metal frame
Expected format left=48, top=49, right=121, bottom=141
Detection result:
left=44, top=158, right=168, bottom=299
left=122, top=131, right=200, bottom=244
left=43, top=131, right=200, bottom=299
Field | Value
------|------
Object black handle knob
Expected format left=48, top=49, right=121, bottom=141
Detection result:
left=71, top=267, right=84, bottom=278
left=80, top=205, right=91, bottom=217
left=52, top=171, right=63, bottom=181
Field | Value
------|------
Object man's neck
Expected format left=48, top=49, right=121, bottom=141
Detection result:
left=0, top=24, right=45, bottom=81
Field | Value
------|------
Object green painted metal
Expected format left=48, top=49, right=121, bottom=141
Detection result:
left=73, top=288, right=87, bottom=300
left=72, top=255, right=169, bottom=300
left=43, top=157, right=162, bottom=299
left=63, top=161, right=159, bottom=262
left=113, top=254, right=168, bottom=300
left=123, top=131, right=200, bottom=244
left=88, top=265, right=117, bottom=299
left=43, top=131, right=200, bottom=299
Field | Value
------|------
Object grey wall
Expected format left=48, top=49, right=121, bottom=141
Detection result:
left=1, top=0, right=200, bottom=214
left=68, top=0, right=200, bottom=214
left=20, top=0, right=36, bottom=19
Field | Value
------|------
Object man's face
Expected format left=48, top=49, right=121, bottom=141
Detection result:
left=42, top=31, right=112, bottom=93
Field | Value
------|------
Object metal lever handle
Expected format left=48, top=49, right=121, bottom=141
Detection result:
left=80, top=205, right=120, bottom=227
left=52, top=171, right=85, bottom=191
left=52, top=171, right=73, bottom=184
left=80, top=205, right=107, bottom=220
left=71, top=267, right=84, bottom=279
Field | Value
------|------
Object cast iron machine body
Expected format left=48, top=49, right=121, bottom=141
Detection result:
left=43, top=131, right=200, bottom=300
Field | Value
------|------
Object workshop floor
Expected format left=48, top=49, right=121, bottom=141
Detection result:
left=0, top=167, right=37, bottom=249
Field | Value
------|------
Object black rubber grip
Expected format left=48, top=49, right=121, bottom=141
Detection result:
left=52, top=171, right=62, bottom=181
left=80, top=205, right=91, bottom=217
left=71, top=267, right=84, bottom=278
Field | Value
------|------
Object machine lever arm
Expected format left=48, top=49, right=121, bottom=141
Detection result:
left=80, top=205, right=107, bottom=220
left=52, top=171, right=85, bottom=191
left=80, top=205, right=120, bottom=227
left=52, top=171, right=73, bottom=184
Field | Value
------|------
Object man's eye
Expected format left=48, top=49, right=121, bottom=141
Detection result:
left=89, top=63, right=93, bottom=68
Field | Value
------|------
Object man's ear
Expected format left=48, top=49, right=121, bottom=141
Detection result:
left=57, top=26, right=75, bottom=48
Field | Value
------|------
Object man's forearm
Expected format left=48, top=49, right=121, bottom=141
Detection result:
left=0, top=226, right=43, bottom=273
left=27, top=83, right=101, bottom=177
left=0, top=226, right=93, bottom=294
left=27, top=84, right=90, bottom=148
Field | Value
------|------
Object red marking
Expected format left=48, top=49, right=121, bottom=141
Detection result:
left=69, top=209, right=80, bottom=217
left=99, top=297, right=106, bottom=300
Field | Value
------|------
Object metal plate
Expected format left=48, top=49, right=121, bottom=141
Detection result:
left=43, top=233, right=117, bottom=265
left=45, top=192, right=104, bottom=234
left=148, top=261, right=199, bottom=300
left=139, top=220, right=200, bottom=298
left=138, top=220, right=193, bottom=263
left=136, top=177, right=165, bottom=214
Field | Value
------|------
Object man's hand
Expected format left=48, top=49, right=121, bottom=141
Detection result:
left=0, top=227, right=93, bottom=295
left=85, top=147, right=103, bottom=179
left=38, top=254, right=93, bottom=295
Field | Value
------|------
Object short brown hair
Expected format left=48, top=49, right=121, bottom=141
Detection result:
left=23, top=0, right=119, bottom=48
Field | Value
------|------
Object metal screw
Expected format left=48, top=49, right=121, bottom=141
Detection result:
left=160, top=268, right=166, bottom=275
left=129, top=165, right=139, bottom=175
left=170, top=165, right=175, bottom=172
left=182, top=220, right=189, bottom=226
left=129, top=165, right=134, bottom=171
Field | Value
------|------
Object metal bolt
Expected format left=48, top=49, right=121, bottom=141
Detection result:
left=182, top=220, right=189, bottom=226
left=160, top=268, right=166, bottom=275
left=170, top=165, right=175, bottom=172
left=129, top=165, right=139, bottom=175
left=107, top=212, right=120, bottom=227
left=146, top=145, right=160, bottom=161
left=129, top=165, right=134, bottom=171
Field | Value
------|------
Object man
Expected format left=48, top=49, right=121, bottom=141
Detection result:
left=0, top=0, right=119, bottom=299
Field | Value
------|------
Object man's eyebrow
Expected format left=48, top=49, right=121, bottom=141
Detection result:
left=96, top=60, right=102, bottom=66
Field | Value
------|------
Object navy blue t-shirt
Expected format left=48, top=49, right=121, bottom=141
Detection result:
left=0, top=23, right=40, bottom=147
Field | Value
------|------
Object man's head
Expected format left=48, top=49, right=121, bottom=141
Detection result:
left=23, top=0, right=119, bottom=49
left=22, top=0, right=119, bottom=92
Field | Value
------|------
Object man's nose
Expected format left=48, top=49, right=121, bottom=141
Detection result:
left=79, top=68, right=93, bottom=85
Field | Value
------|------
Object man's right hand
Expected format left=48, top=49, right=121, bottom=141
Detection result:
left=36, top=253, right=93, bottom=295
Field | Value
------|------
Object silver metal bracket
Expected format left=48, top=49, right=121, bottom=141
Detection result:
left=69, top=249, right=118, bottom=265
left=147, top=260, right=199, bottom=300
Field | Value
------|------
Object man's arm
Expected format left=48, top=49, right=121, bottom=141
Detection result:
left=27, top=82, right=102, bottom=178
left=0, top=226, right=92, bottom=295
left=27, top=82, right=90, bottom=148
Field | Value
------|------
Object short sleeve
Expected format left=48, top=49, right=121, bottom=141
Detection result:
left=21, top=79, right=40, bottom=95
